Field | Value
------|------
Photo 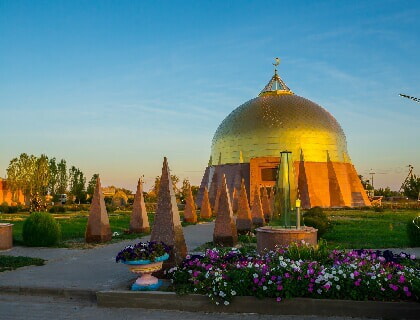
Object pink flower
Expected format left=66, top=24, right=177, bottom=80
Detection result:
left=354, top=271, right=360, bottom=277
left=398, top=275, right=405, bottom=283
left=253, top=278, right=259, bottom=284
left=284, top=273, right=290, bottom=279
left=277, top=285, right=283, bottom=291
left=276, top=297, right=282, bottom=302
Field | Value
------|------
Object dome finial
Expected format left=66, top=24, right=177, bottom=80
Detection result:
left=273, top=57, right=280, bottom=75
left=259, top=57, right=293, bottom=96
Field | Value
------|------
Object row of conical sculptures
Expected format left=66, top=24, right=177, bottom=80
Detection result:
left=84, top=157, right=277, bottom=267
left=85, top=175, right=150, bottom=243
left=85, top=157, right=188, bottom=268
left=210, top=174, right=276, bottom=246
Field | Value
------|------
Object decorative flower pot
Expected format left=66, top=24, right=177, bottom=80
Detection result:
left=123, top=253, right=169, bottom=291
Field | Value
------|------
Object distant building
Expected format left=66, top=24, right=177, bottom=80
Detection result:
left=0, top=178, right=25, bottom=205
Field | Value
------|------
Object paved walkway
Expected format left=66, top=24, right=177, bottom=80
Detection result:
left=0, top=222, right=214, bottom=291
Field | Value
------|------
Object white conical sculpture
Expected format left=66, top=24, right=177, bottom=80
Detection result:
left=85, top=176, right=112, bottom=243
left=236, top=179, right=252, bottom=233
left=130, top=178, right=150, bottom=233
left=251, top=184, right=265, bottom=228
left=200, top=187, right=212, bottom=219
left=150, top=157, right=187, bottom=266
left=213, top=174, right=238, bottom=246
left=183, top=183, right=197, bottom=223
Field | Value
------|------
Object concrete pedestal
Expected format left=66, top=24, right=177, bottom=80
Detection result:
left=0, top=223, right=13, bottom=250
left=256, top=226, right=317, bottom=253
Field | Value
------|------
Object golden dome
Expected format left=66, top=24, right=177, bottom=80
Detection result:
left=211, top=73, right=350, bottom=164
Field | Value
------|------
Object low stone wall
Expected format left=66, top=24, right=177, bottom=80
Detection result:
left=96, top=290, right=420, bottom=319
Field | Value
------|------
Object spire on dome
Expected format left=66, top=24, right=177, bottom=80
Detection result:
left=259, top=57, right=293, bottom=96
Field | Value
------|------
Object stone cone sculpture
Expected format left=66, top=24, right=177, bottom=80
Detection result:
left=85, top=177, right=112, bottom=243
left=261, top=187, right=272, bottom=222
left=150, top=157, right=187, bottom=267
left=129, top=178, right=150, bottom=233
left=213, top=174, right=238, bottom=247
left=236, top=179, right=252, bottom=234
left=231, top=188, right=239, bottom=213
left=251, top=185, right=265, bottom=228
left=209, top=169, right=219, bottom=208
left=183, top=184, right=197, bottom=223
left=213, top=186, right=221, bottom=216
left=200, top=187, right=212, bottom=219
left=269, top=188, right=276, bottom=218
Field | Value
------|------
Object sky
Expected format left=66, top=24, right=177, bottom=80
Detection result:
left=0, top=0, right=419, bottom=191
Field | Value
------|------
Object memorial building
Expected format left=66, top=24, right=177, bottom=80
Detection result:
left=197, top=64, right=370, bottom=209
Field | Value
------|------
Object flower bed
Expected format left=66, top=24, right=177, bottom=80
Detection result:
left=167, top=241, right=419, bottom=306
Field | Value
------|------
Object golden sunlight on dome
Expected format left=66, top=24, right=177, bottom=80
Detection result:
left=211, top=71, right=350, bottom=165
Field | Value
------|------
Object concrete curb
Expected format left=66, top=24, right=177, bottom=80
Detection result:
left=0, top=286, right=96, bottom=302
left=96, top=290, right=420, bottom=319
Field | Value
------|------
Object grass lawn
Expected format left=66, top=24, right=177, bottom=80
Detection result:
left=0, top=255, right=45, bottom=272
left=322, top=209, right=419, bottom=249
left=0, top=210, right=208, bottom=248
left=196, top=209, right=419, bottom=251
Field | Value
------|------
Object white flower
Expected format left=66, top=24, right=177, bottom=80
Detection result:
left=371, top=275, right=376, bottom=280
left=338, top=269, right=343, bottom=275
left=224, top=301, right=230, bottom=305
left=216, top=302, right=219, bottom=305
left=268, top=280, right=273, bottom=284
left=253, top=273, right=258, bottom=278
left=350, top=273, right=354, bottom=279
left=263, top=286, right=267, bottom=291
left=317, top=289, right=322, bottom=294
left=231, top=290, right=236, bottom=296
left=334, top=277, right=339, bottom=282
left=336, top=285, right=341, bottom=290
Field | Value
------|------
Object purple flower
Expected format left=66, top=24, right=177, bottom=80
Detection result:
left=389, top=284, right=398, bottom=291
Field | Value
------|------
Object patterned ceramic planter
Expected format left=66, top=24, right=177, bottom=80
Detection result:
left=123, top=253, right=169, bottom=291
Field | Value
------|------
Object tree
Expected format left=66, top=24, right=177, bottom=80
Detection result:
left=6, top=153, right=50, bottom=205
left=403, top=175, right=420, bottom=200
left=374, top=187, right=400, bottom=198
left=69, top=166, right=86, bottom=203
left=56, top=159, right=68, bottom=194
left=33, top=154, right=50, bottom=197
left=48, top=158, right=58, bottom=195
left=151, top=174, right=180, bottom=197
left=358, top=175, right=372, bottom=190
left=87, top=173, right=99, bottom=199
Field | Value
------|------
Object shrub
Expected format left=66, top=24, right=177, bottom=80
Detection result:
left=0, top=202, right=8, bottom=213
left=0, top=203, right=22, bottom=213
left=374, top=206, right=384, bottom=212
left=49, top=206, right=66, bottom=213
left=407, top=217, right=420, bottom=247
left=106, top=205, right=117, bottom=213
left=22, top=212, right=61, bottom=247
left=303, top=207, right=330, bottom=238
